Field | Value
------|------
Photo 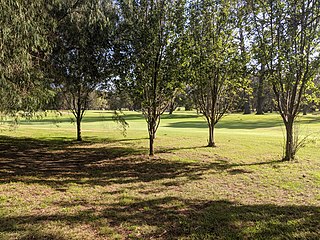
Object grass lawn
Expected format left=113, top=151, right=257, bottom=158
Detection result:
left=0, top=110, right=319, bottom=239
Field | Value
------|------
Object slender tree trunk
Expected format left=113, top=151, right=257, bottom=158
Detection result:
left=149, top=132, right=154, bottom=156
left=76, top=117, right=82, bottom=141
left=256, top=64, right=265, bottom=115
left=148, top=119, right=156, bottom=156
left=148, top=116, right=156, bottom=156
left=168, top=101, right=175, bottom=114
left=256, top=80, right=264, bottom=114
left=243, top=91, right=251, bottom=114
left=283, top=120, right=294, bottom=161
left=207, top=120, right=216, bottom=147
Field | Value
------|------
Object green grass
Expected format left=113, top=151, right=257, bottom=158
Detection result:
left=0, top=110, right=319, bottom=239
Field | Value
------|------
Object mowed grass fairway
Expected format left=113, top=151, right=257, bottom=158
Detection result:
left=0, top=111, right=319, bottom=239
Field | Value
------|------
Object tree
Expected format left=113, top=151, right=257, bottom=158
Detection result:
left=0, top=0, right=54, bottom=115
left=116, top=0, right=186, bottom=155
left=187, top=0, right=244, bottom=147
left=250, top=0, right=320, bottom=160
left=50, top=0, right=117, bottom=141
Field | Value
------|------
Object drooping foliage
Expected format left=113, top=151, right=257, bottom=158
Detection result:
left=49, top=0, right=118, bottom=141
left=0, top=0, right=55, bottom=115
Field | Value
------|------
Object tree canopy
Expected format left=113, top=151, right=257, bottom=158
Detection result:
left=0, top=0, right=54, bottom=115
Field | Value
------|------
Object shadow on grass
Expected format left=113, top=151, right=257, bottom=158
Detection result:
left=102, top=197, right=320, bottom=239
left=16, top=112, right=145, bottom=125
left=166, top=114, right=320, bottom=130
left=16, top=112, right=200, bottom=126
left=0, top=136, right=319, bottom=239
left=0, top=197, right=319, bottom=239
left=0, top=136, right=255, bottom=189
left=165, top=119, right=284, bottom=129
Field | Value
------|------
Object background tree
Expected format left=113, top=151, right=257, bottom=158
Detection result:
left=187, top=0, right=244, bottom=147
left=250, top=0, right=320, bottom=160
left=50, top=0, right=117, bottom=141
left=116, top=0, right=186, bottom=156
left=0, top=0, right=54, bottom=116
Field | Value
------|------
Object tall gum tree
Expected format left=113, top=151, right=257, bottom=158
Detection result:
left=187, top=0, right=245, bottom=147
left=116, top=0, right=186, bottom=156
left=250, top=0, right=320, bottom=160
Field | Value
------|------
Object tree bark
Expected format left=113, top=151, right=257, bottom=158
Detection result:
left=207, top=120, right=216, bottom=147
left=256, top=64, right=265, bottom=115
left=283, top=120, right=294, bottom=161
left=168, top=101, right=175, bottom=114
left=244, top=101, right=251, bottom=114
left=149, top=132, right=154, bottom=156
left=256, top=81, right=264, bottom=114
left=148, top=116, right=156, bottom=156
left=76, top=117, right=82, bottom=141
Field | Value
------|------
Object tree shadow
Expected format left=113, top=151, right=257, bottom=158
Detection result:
left=0, top=136, right=258, bottom=189
left=0, top=135, right=287, bottom=189
left=165, top=119, right=284, bottom=129
left=0, top=197, right=318, bottom=239
left=1, top=136, right=318, bottom=239
left=165, top=114, right=320, bottom=130
left=15, top=112, right=200, bottom=126
left=102, top=197, right=320, bottom=239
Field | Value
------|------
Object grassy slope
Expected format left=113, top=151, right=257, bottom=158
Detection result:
left=0, top=110, right=319, bottom=239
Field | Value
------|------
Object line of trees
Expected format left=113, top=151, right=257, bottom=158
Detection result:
left=1, top=0, right=320, bottom=160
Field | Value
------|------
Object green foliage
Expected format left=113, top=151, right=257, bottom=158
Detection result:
left=187, top=0, right=246, bottom=114
left=250, top=0, right=320, bottom=160
left=0, top=0, right=55, bottom=115
left=116, top=0, right=187, bottom=154
left=49, top=0, right=118, bottom=140
left=185, top=0, right=248, bottom=146
left=112, top=110, right=129, bottom=136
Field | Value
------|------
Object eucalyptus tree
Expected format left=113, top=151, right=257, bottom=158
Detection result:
left=187, top=0, right=245, bottom=147
left=250, top=0, right=320, bottom=160
left=50, top=0, right=118, bottom=141
left=116, top=0, right=186, bottom=156
left=0, top=0, right=54, bottom=115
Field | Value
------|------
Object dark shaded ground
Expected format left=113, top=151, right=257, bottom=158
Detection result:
left=0, top=136, right=267, bottom=188
left=0, top=197, right=319, bottom=239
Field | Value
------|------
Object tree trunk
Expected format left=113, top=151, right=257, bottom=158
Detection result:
left=283, top=120, right=294, bottom=161
left=207, top=121, right=216, bottom=147
left=256, top=65, right=265, bottom=115
left=244, top=101, right=251, bottom=114
left=168, top=101, right=175, bottom=114
left=148, top=117, right=156, bottom=156
left=149, top=132, right=154, bottom=156
left=256, top=82, right=264, bottom=114
left=76, top=117, right=82, bottom=141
